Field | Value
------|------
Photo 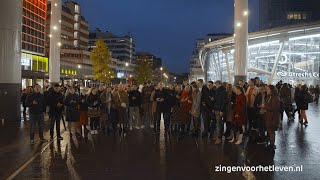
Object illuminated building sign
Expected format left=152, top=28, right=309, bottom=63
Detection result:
left=277, top=71, right=320, bottom=78
left=61, top=69, right=77, bottom=75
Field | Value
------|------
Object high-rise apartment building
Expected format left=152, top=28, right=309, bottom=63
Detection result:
left=89, top=29, right=136, bottom=64
left=259, top=0, right=320, bottom=30
left=21, top=0, right=49, bottom=89
left=46, top=1, right=91, bottom=85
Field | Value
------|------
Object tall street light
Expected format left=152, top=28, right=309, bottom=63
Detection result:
left=125, top=62, right=129, bottom=83
left=160, top=67, right=163, bottom=82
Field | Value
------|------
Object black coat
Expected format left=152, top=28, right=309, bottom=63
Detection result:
left=64, top=93, right=80, bottom=122
left=79, top=95, right=89, bottom=111
left=87, top=93, right=101, bottom=109
left=46, top=91, right=64, bottom=115
left=254, top=92, right=267, bottom=113
left=155, top=89, right=170, bottom=112
left=298, top=90, right=309, bottom=110
left=25, top=92, right=46, bottom=115
left=166, top=89, right=177, bottom=109
left=213, top=86, right=228, bottom=112
left=200, top=85, right=210, bottom=109
left=129, top=90, right=142, bottom=107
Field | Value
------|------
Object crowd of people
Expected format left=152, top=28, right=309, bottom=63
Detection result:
left=21, top=78, right=319, bottom=152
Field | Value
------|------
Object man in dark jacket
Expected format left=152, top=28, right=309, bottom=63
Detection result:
left=213, top=80, right=227, bottom=144
left=206, top=81, right=216, bottom=137
left=154, top=83, right=170, bottom=133
left=129, top=84, right=142, bottom=130
left=197, top=79, right=210, bottom=137
left=46, top=84, right=64, bottom=140
left=141, top=81, right=154, bottom=128
left=25, top=84, right=47, bottom=144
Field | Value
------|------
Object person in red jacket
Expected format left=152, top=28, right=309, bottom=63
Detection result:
left=229, top=85, right=247, bottom=145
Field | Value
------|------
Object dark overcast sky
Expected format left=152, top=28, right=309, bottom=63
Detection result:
left=71, top=0, right=260, bottom=73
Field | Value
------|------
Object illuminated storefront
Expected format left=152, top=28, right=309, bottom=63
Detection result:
left=200, top=22, right=320, bottom=85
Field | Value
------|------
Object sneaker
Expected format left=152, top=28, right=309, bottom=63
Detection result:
left=30, top=139, right=34, bottom=144
left=135, top=126, right=140, bottom=130
left=57, top=137, right=63, bottom=140
left=94, top=130, right=98, bottom=134
left=129, top=126, right=133, bottom=130
left=91, top=130, right=95, bottom=135
left=40, top=138, right=48, bottom=143
left=140, top=125, right=145, bottom=129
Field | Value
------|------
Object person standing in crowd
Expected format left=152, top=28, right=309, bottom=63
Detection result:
left=47, top=84, right=64, bottom=140
left=314, top=85, right=319, bottom=104
left=191, top=82, right=201, bottom=136
left=212, top=80, right=227, bottom=145
left=87, top=88, right=102, bottom=135
left=79, top=91, right=89, bottom=135
left=197, top=79, right=210, bottom=138
left=293, top=84, right=302, bottom=120
left=224, top=83, right=236, bottom=140
left=229, top=85, right=247, bottom=145
left=150, top=84, right=159, bottom=129
left=245, top=79, right=259, bottom=135
left=167, top=83, right=177, bottom=133
left=112, top=84, right=129, bottom=135
left=299, top=85, right=309, bottom=126
left=280, top=83, right=293, bottom=124
left=97, top=85, right=105, bottom=96
left=154, top=83, right=170, bottom=134
left=207, top=81, right=216, bottom=138
left=179, top=85, right=192, bottom=138
left=21, top=89, right=27, bottom=116
left=238, top=80, right=247, bottom=92
left=141, top=81, right=154, bottom=128
left=254, top=77, right=261, bottom=87
left=253, top=84, right=267, bottom=144
left=100, top=86, right=113, bottom=134
left=171, top=85, right=182, bottom=134
left=25, top=84, right=47, bottom=144
left=64, top=86, right=80, bottom=136
left=128, top=84, right=142, bottom=130
left=261, top=85, right=280, bottom=150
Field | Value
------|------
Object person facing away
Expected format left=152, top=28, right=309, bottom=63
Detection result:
left=25, top=84, right=47, bottom=144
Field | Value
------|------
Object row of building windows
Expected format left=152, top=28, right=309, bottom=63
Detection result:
left=287, top=12, right=308, bottom=20
left=22, top=33, right=45, bottom=46
left=23, top=17, right=45, bottom=32
left=25, top=0, right=47, bottom=11
left=22, top=25, right=45, bottom=39
left=22, top=42, right=45, bottom=54
left=23, top=2, right=46, bottom=19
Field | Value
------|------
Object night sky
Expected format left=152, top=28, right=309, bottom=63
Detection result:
left=71, top=0, right=260, bottom=73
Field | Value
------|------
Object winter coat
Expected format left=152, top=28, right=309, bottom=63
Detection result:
left=100, top=91, right=112, bottom=112
left=112, top=90, right=129, bottom=108
left=128, top=90, right=142, bottom=107
left=264, top=95, right=280, bottom=129
left=46, top=91, right=64, bottom=116
left=79, top=95, right=89, bottom=111
left=166, top=89, right=177, bottom=109
left=64, top=93, right=80, bottom=122
left=142, top=85, right=154, bottom=104
left=213, top=86, right=228, bottom=112
left=25, top=92, right=46, bottom=115
left=87, top=93, right=102, bottom=109
left=154, top=89, right=170, bottom=113
left=298, top=90, right=309, bottom=110
left=191, top=89, right=201, bottom=118
left=232, top=93, right=247, bottom=126
left=200, top=85, right=210, bottom=109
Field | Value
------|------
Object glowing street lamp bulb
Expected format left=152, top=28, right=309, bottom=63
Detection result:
left=59, top=20, right=61, bottom=23
left=160, top=67, right=163, bottom=71
left=233, top=34, right=236, bottom=37
left=236, top=22, right=241, bottom=27
left=49, top=34, right=52, bottom=38
left=125, top=63, right=129, bottom=66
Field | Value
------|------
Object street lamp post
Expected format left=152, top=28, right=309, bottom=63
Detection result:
left=125, top=62, right=129, bottom=84
left=160, top=67, right=163, bottom=82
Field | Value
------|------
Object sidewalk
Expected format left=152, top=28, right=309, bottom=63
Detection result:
left=0, top=113, right=65, bottom=179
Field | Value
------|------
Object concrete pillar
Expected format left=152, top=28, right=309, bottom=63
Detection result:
left=234, top=0, right=249, bottom=83
left=49, top=0, right=62, bottom=86
left=0, top=0, right=22, bottom=122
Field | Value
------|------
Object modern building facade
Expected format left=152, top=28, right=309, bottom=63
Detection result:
left=136, top=52, right=162, bottom=70
left=46, top=1, right=92, bottom=86
left=21, top=0, right=49, bottom=89
left=89, top=29, right=136, bottom=64
left=260, top=0, right=320, bottom=30
left=189, top=33, right=231, bottom=82
left=200, top=22, right=320, bottom=86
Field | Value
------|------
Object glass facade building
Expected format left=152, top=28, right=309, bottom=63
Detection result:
left=200, top=22, right=320, bottom=85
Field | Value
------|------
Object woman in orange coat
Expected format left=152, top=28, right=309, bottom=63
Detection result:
left=179, top=85, right=192, bottom=137
left=229, top=85, right=247, bottom=144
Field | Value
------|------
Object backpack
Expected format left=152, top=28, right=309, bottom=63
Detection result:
left=304, top=92, right=313, bottom=103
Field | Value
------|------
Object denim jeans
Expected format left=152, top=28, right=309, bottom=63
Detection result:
left=50, top=113, right=62, bottom=138
left=29, top=114, right=44, bottom=140
left=129, top=106, right=141, bottom=127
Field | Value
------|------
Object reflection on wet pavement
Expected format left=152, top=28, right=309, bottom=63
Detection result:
left=2, top=104, right=320, bottom=179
